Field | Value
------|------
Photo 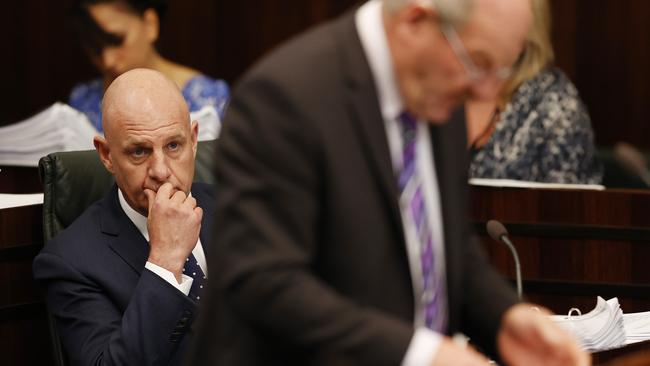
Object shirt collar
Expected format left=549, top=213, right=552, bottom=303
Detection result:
left=118, top=189, right=149, bottom=241
left=355, top=0, right=404, bottom=121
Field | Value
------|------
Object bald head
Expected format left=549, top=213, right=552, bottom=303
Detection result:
left=102, top=68, right=190, bottom=140
left=94, top=68, right=198, bottom=216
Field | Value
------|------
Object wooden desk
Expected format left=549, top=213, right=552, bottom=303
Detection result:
left=0, top=203, right=53, bottom=365
left=471, top=185, right=650, bottom=314
left=0, top=166, right=42, bottom=193
left=593, top=340, right=650, bottom=365
left=0, top=166, right=52, bottom=365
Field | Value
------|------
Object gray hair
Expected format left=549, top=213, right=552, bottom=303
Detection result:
left=383, top=0, right=474, bottom=26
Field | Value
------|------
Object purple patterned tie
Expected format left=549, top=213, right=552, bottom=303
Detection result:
left=183, top=253, right=206, bottom=302
left=397, top=111, right=446, bottom=332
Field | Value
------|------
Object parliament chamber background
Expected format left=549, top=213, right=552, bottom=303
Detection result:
left=2, top=0, right=650, bottom=364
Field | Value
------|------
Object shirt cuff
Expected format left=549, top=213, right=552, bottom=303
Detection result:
left=145, top=261, right=193, bottom=296
left=401, top=327, right=442, bottom=366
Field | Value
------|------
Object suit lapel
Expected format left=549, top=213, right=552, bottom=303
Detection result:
left=100, top=186, right=150, bottom=275
left=430, top=107, right=469, bottom=333
left=337, top=12, right=402, bottom=229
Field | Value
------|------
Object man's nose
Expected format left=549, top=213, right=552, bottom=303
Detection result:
left=148, top=151, right=171, bottom=182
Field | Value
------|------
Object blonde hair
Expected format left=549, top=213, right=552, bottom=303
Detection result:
left=499, top=0, right=555, bottom=107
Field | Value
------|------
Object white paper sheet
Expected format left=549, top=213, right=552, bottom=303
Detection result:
left=0, top=193, right=44, bottom=210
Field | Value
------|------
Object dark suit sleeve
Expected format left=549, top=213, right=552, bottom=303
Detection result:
left=460, top=236, right=519, bottom=358
left=34, top=252, right=196, bottom=366
left=432, top=114, right=519, bottom=359
left=211, top=76, right=414, bottom=365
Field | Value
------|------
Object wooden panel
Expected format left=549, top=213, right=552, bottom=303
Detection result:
left=0, top=202, right=48, bottom=365
left=572, top=0, right=650, bottom=148
left=0, top=204, right=42, bottom=248
left=2, top=0, right=359, bottom=126
left=5, top=0, right=650, bottom=148
left=0, top=303, right=53, bottom=366
left=0, top=167, right=41, bottom=193
left=471, top=186, right=650, bottom=314
left=211, top=0, right=360, bottom=84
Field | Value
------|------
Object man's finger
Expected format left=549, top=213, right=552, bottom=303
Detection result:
left=171, top=189, right=187, bottom=203
left=194, top=207, right=203, bottom=223
left=156, top=182, right=175, bottom=199
left=144, top=189, right=156, bottom=213
left=184, top=196, right=198, bottom=209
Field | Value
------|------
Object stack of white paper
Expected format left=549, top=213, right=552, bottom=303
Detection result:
left=0, top=103, right=222, bottom=168
left=550, top=297, right=626, bottom=352
left=0, top=103, right=98, bottom=167
left=623, top=311, right=650, bottom=344
left=0, top=193, right=44, bottom=210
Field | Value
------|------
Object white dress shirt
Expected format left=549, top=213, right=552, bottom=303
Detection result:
left=356, top=1, right=449, bottom=364
left=118, top=189, right=208, bottom=296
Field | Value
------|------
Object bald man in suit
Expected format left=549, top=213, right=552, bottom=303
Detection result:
left=34, top=69, right=213, bottom=366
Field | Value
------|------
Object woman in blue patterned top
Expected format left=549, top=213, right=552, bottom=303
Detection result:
left=465, top=0, right=602, bottom=184
left=68, top=0, right=229, bottom=132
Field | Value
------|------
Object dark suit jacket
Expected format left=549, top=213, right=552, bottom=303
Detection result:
left=33, top=183, right=215, bottom=366
left=191, top=9, right=518, bottom=366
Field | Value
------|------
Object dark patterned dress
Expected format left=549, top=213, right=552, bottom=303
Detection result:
left=469, top=67, right=603, bottom=184
left=69, top=75, right=230, bottom=132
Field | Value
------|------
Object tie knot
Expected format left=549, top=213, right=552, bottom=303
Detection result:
left=398, top=111, right=417, bottom=131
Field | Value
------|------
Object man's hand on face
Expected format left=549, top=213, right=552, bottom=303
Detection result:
left=497, top=303, right=591, bottom=366
left=144, top=182, right=203, bottom=283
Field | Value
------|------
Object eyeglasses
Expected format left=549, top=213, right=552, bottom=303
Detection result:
left=440, top=23, right=514, bottom=84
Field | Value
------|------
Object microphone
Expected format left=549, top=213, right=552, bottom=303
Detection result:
left=486, top=220, right=522, bottom=300
left=614, top=142, right=650, bottom=188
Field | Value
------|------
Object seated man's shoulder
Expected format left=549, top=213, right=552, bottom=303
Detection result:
left=39, top=198, right=109, bottom=261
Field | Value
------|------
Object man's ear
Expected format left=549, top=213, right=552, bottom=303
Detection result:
left=94, top=136, right=115, bottom=174
left=190, top=120, right=199, bottom=158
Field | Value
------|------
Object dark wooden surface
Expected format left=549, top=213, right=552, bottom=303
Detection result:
left=1, top=0, right=360, bottom=125
left=0, top=203, right=51, bottom=365
left=0, top=167, right=42, bottom=193
left=471, top=185, right=650, bottom=315
left=593, top=341, right=650, bottom=365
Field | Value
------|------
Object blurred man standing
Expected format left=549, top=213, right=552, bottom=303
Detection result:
left=192, top=1, right=589, bottom=365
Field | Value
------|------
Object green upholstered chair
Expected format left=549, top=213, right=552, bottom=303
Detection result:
left=37, top=140, right=216, bottom=366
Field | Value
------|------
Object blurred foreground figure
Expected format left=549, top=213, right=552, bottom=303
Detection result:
left=192, top=1, right=590, bottom=365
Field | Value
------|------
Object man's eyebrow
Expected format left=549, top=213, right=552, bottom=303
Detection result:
left=121, top=138, right=151, bottom=149
left=164, top=133, right=187, bottom=142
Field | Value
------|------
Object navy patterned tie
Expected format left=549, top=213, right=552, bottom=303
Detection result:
left=397, top=111, right=446, bottom=332
left=183, top=253, right=206, bottom=302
